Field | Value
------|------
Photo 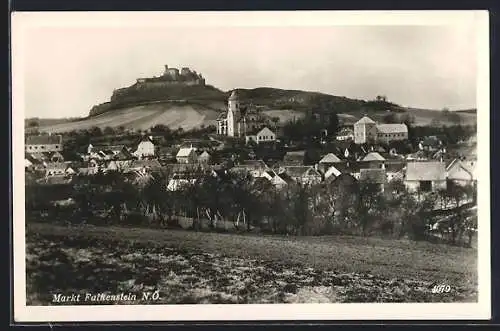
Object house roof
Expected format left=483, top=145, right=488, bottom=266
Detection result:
left=45, top=162, right=68, bottom=170
left=25, top=134, right=62, bottom=145
left=257, top=127, right=275, bottom=136
left=198, top=151, right=211, bottom=159
left=376, top=124, right=408, bottom=134
left=130, top=159, right=161, bottom=169
left=447, top=159, right=477, bottom=180
left=176, top=147, right=196, bottom=157
left=277, top=172, right=296, bottom=185
left=406, top=161, right=446, bottom=181
left=355, top=116, right=376, bottom=125
left=281, top=166, right=321, bottom=178
left=359, top=168, right=386, bottom=184
left=319, top=153, right=342, bottom=164
left=362, top=152, right=385, bottom=162
left=324, top=165, right=342, bottom=178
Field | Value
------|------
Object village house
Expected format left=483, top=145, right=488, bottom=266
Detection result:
left=245, top=127, right=277, bottom=145
left=323, top=164, right=343, bottom=182
left=419, top=136, right=443, bottom=152
left=277, top=166, right=322, bottom=186
left=353, top=116, right=408, bottom=145
left=317, top=153, right=343, bottom=173
left=197, top=151, right=212, bottom=164
left=405, top=161, right=447, bottom=192
left=385, top=162, right=406, bottom=182
left=44, top=162, right=75, bottom=177
left=176, top=146, right=198, bottom=164
left=25, top=134, right=63, bottom=153
left=127, top=159, right=162, bottom=173
left=446, top=158, right=477, bottom=187
left=133, top=136, right=156, bottom=159
left=336, top=127, right=354, bottom=141
left=360, top=152, right=386, bottom=170
left=230, top=160, right=269, bottom=178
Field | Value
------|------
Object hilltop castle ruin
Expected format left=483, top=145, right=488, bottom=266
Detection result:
left=135, top=65, right=206, bottom=86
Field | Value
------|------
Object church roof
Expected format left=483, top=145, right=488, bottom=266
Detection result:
left=355, top=116, right=376, bottom=125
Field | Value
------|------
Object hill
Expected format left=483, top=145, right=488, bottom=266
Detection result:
left=32, top=66, right=476, bottom=132
left=39, top=103, right=220, bottom=134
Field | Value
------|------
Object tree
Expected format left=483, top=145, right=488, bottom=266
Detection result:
left=382, top=113, right=398, bottom=124
left=89, top=126, right=103, bottom=137
left=103, top=126, right=115, bottom=136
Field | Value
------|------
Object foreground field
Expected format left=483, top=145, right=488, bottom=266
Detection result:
left=38, top=103, right=219, bottom=133
left=26, top=222, right=477, bottom=305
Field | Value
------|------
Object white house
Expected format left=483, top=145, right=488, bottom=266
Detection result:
left=176, top=147, right=198, bottom=164
left=405, top=161, right=447, bottom=192
left=446, top=158, right=477, bottom=186
left=354, top=116, right=408, bottom=144
left=245, top=127, right=276, bottom=145
left=133, top=136, right=156, bottom=159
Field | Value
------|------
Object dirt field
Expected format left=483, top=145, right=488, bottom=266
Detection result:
left=39, top=104, right=219, bottom=133
left=26, top=222, right=477, bottom=305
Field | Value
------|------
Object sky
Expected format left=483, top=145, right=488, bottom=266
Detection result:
left=17, top=14, right=479, bottom=118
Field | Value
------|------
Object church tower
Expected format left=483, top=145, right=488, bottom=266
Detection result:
left=227, top=90, right=240, bottom=137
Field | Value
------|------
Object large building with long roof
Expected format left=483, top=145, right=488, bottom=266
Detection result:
left=353, top=116, right=408, bottom=144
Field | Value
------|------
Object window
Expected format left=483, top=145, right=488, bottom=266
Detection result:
left=41, top=146, right=45, bottom=149
left=55, top=145, right=59, bottom=149
left=420, top=181, right=432, bottom=192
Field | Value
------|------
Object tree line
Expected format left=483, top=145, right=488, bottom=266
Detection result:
left=26, top=168, right=476, bottom=247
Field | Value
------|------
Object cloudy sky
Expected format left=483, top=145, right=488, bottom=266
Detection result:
left=15, top=12, right=480, bottom=118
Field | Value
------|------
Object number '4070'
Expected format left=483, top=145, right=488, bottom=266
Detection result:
left=432, top=284, right=451, bottom=293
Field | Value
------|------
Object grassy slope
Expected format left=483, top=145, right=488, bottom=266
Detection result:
left=38, top=104, right=220, bottom=133
left=26, top=222, right=477, bottom=304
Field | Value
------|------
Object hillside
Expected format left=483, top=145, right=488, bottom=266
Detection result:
left=32, top=68, right=476, bottom=133
left=39, top=103, right=220, bottom=134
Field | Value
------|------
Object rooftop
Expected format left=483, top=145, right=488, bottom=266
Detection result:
left=26, top=134, right=62, bottom=145
left=406, top=161, right=446, bottom=181
left=376, top=123, right=408, bottom=134
left=319, top=153, right=342, bottom=164
left=355, top=116, right=376, bottom=125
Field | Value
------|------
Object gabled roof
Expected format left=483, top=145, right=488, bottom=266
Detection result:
left=447, top=159, right=477, bottom=180
left=176, top=147, right=196, bottom=157
left=44, top=162, right=68, bottom=170
left=355, top=116, right=376, bottom=125
left=359, top=168, right=386, bottom=184
left=319, top=153, right=342, bottom=164
left=362, top=152, right=385, bottom=162
left=324, top=165, right=342, bottom=179
left=198, top=151, right=211, bottom=159
left=257, top=127, right=275, bottom=136
left=376, top=124, right=408, bottom=134
left=406, top=161, right=446, bottom=181
left=25, top=134, right=62, bottom=145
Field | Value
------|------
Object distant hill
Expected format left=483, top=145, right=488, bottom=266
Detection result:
left=31, top=67, right=477, bottom=133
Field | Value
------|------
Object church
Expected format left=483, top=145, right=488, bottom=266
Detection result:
left=216, top=90, right=247, bottom=137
